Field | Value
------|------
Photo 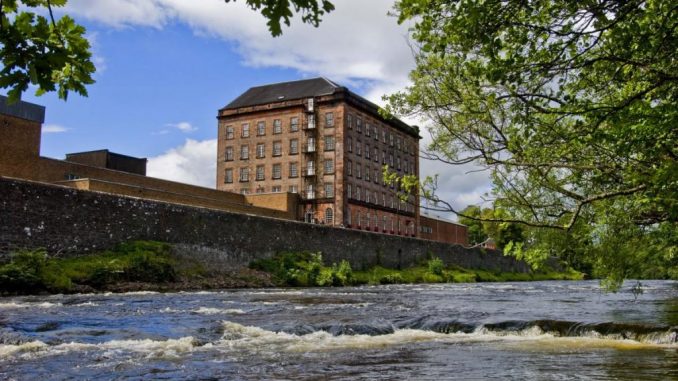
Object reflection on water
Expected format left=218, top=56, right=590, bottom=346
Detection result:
left=0, top=280, right=676, bottom=380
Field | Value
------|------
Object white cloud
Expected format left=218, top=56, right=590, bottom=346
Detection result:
left=64, top=0, right=415, bottom=102
left=42, top=124, right=70, bottom=133
left=168, top=122, right=197, bottom=133
left=147, top=139, right=216, bottom=188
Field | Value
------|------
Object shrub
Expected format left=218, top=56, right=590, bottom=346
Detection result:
left=427, top=257, right=444, bottom=276
left=379, top=273, right=404, bottom=284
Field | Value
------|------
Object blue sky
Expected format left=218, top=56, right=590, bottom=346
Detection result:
left=16, top=0, right=491, bottom=216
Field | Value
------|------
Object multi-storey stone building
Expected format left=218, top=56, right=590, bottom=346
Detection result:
left=217, top=78, right=421, bottom=236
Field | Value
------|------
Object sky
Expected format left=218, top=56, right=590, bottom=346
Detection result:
left=19, top=0, right=492, bottom=220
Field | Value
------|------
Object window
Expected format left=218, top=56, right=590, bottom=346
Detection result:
left=382, top=150, right=387, bottom=164
left=373, top=125, right=378, bottom=140
left=241, top=123, right=250, bottom=138
left=389, top=154, right=394, bottom=167
left=347, top=137, right=353, bottom=153
left=374, top=147, right=379, bottom=162
left=273, top=119, right=282, bottom=134
left=374, top=168, right=380, bottom=184
left=397, top=157, right=401, bottom=170
left=240, top=188, right=249, bottom=195
left=324, top=159, right=334, bottom=174
left=325, top=112, right=334, bottom=127
left=256, top=165, right=265, bottom=181
left=356, top=118, right=362, bottom=133
left=289, top=162, right=298, bottom=178
left=324, top=135, right=335, bottom=151
left=390, top=133, right=394, bottom=146
left=365, top=145, right=370, bottom=159
left=289, top=185, right=298, bottom=193
left=366, top=191, right=370, bottom=203
left=347, top=114, right=353, bottom=129
left=365, top=166, right=371, bottom=181
left=272, top=163, right=281, bottom=179
left=347, top=183, right=352, bottom=198
left=290, top=117, right=299, bottom=132
left=382, top=128, right=387, bottom=143
left=325, top=208, right=333, bottom=223
left=273, top=141, right=282, bottom=156
left=356, top=164, right=362, bottom=179
left=306, top=184, right=315, bottom=199
left=347, top=160, right=353, bottom=176
left=374, top=191, right=378, bottom=205
left=383, top=215, right=387, bottom=230
left=404, top=160, right=409, bottom=174
left=225, top=126, right=234, bottom=139
left=289, top=139, right=299, bottom=155
left=382, top=192, right=386, bottom=207
left=306, top=137, right=316, bottom=152
left=240, top=145, right=249, bottom=160
left=356, top=140, right=362, bottom=156
left=225, top=146, right=234, bottom=161
left=306, top=161, right=315, bottom=175
left=257, top=121, right=266, bottom=136
left=272, top=185, right=282, bottom=192
left=397, top=137, right=401, bottom=150
left=225, top=168, right=233, bottom=183
left=307, top=114, right=315, bottom=129
left=256, top=143, right=265, bottom=158
left=365, top=123, right=371, bottom=137
left=324, top=183, right=334, bottom=198
left=239, top=167, right=250, bottom=182
left=356, top=186, right=361, bottom=201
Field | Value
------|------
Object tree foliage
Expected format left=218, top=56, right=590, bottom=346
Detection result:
left=388, top=0, right=677, bottom=285
left=225, top=0, right=335, bottom=37
left=0, top=0, right=95, bottom=102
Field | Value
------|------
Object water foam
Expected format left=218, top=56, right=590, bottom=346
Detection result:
left=0, top=302, right=61, bottom=309
left=0, top=337, right=198, bottom=359
left=194, top=307, right=245, bottom=315
left=217, top=320, right=678, bottom=354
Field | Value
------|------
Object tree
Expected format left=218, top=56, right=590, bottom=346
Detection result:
left=457, top=205, right=487, bottom=245
left=387, top=0, right=677, bottom=285
left=0, top=0, right=335, bottom=103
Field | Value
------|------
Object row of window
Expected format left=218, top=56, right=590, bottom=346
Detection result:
left=346, top=113, right=415, bottom=155
left=345, top=208, right=415, bottom=234
left=233, top=183, right=335, bottom=199
left=345, top=183, right=415, bottom=213
left=224, top=136, right=335, bottom=160
left=346, top=145, right=414, bottom=174
left=224, top=112, right=335, bottom=139
left=224, top=160, right=335, bottom=183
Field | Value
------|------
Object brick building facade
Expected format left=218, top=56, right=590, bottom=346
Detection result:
left=217, top=78, right=421, bottom=236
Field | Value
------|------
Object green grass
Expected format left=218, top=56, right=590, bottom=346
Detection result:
left=252, top=254, right=584, bottom=287
left=0, top=241, right=180, bottom=294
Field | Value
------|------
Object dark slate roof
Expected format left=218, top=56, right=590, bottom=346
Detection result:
left=0, top=95, right=45, bottom=123
left=222, top=77, right=341, bottom=110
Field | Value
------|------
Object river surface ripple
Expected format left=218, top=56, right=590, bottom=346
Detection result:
left=0, top=280, right=676, bottom=380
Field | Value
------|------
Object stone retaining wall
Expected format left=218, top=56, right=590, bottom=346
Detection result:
left=0, top=177, right=531, bottom=273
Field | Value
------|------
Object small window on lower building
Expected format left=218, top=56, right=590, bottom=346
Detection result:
left=325, top=208, right=334, bottom=224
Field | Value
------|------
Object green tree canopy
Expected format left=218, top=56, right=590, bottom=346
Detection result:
left=1, top=0, right=335, bottom=102
left=388, top=0, right=677, bottom=285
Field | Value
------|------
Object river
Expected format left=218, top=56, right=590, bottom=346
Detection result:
left=0, top=280, right=676, bottom=380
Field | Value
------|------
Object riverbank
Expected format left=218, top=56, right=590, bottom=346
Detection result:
left=0, top=241, right=583, bottom=296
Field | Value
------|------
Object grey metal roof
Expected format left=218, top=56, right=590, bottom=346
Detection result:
left=222, top=77, right=340, bottom=110
left=0, top=95, right=45, bottom=123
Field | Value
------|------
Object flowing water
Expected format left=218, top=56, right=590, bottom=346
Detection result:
left=0, top=280, right=676, bottom=380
